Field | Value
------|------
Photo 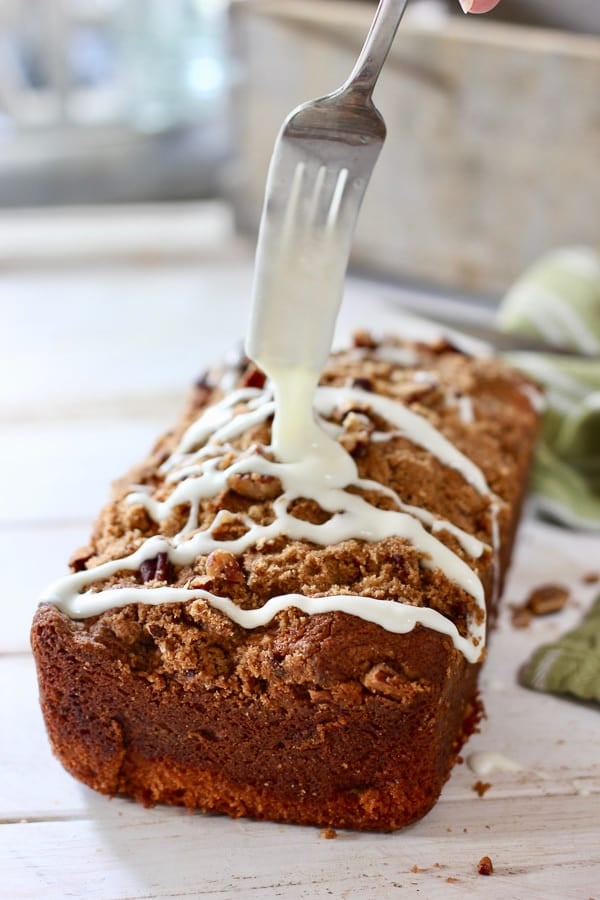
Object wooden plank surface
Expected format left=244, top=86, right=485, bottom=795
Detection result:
left=1, top=206, right=599, bottom=898
left=232, top=0, right=600, bottom=294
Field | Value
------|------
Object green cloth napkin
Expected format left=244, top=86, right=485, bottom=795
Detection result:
left=497, top=247, right=600, bottom=531
left=520, top=596, right=600, bottom=704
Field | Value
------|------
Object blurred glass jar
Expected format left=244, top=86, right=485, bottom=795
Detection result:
left=0, top=0, right=229, bottom=130
left=0, top=0, right=231, bottom=204
left=115, top=0, right=230, bottom=132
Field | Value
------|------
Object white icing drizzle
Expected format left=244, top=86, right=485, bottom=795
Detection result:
left=467, top=751, right=523, bottom=776
left=314, top=387, right=490, bottom=496
left=355, top=477, right=487, bottom=558
left=371, top=345, right=420, bottom=367
left=445, top=389, right=475, bottom=426
left=163, top=387, right=269, bottom=471
left=42, top=346, right=500, bottom=664
left=44, top=584, right=481, bottom=664
left=457, top=395, right=475, bottom=425
left=468, top=749, right=590, bottom=793
left=489, top=500, right=502, bottom=608
left=412, top=370, right=438, bottom=385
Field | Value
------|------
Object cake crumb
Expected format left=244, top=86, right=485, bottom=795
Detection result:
left=320, top=827, right=337, bottom=840
left=478, top=856, right=494, bottom=876
left=473, top=780, right=492, bottom=798
left=446, top=877, right=459, bottom=884
left=582, top=572, right=599, bottom=585
left=411, top=864, right=419, bottom=873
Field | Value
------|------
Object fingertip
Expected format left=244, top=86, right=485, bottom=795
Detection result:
left=467, top=0, right=502, bottom=12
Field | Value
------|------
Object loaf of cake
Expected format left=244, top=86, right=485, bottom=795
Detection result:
left=31, top=334, right=540, bottom=831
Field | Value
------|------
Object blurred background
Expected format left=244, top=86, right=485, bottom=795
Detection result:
left=0, top=0, right=231, bottom=204
left=0, top=0, right=598, bottom=293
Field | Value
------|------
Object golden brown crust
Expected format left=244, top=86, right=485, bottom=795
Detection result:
left=32, top=604, right=481, bottom=830
left=31, top=336, right=539, bottom=830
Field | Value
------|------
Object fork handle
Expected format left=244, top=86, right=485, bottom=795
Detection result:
left=343, top=0, right=410, bottom=100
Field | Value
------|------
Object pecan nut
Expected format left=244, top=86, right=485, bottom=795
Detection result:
left=205, top=550, right=245, bottom=583
left=227, top=472, right=282, bottom=501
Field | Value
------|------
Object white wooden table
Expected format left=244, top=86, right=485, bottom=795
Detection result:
left=1, top=205, right=599, bottom=899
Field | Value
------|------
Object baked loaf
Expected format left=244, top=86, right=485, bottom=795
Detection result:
left=32, top=334, right=540, bottom=831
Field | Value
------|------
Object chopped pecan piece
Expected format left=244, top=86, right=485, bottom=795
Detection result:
left=69, top=544, right=95, bottom=573
left=582, top=572, right=599, bottom=585
left=511, top=582, right=570, bottom=626
left=240, top=364, right=267, bottom=389
left=339, top=411, right=373, bottom=458
left=343, top=411, right=373, bottom=433
left=339, top=432, right=370, bottom=458
left=510, top=606, right=533, bottom=629
left=140, top=552, right=173, bottom=584
left=473, top=780, right=492, bottom=798
left=140, top=559, right=156, bottom=583
left=417, top=337, right=463, bottom=356
left=194, top=371, right=214, bottom=391
left=526, top=583, right=570, bottom=616
left=351, top=377, right=373, bottom=392
left=205, top=550, right=245, bottom=583
left=477, top=856, right=493, bottom=876
left=227, top=471, right=282, bottom=500
left=362, top=663, right=425, bottom=702
left=211, top=511, right=248, bottom=541
left=154, top=552, right=171, bottom=583
left=393, top=380, right=436, bottom=404
left=353, top=330, right=378, bottom=349
left=146, top=623, right=165, bottom=639
left=192, top=371, right=215, bottom=407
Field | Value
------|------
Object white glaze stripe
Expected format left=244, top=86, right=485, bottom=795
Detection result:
left=43, top=585, right=481, bottom=665
left=356, top=477, right=487, bottom=557
left=314, top=387, right=491, bottom=495
left=124, top=407, right=487, bottom=606
left=163, top=387, right=265, bottom=469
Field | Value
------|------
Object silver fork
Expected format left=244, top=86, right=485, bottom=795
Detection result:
left=246, top=0, right=410, bottom=377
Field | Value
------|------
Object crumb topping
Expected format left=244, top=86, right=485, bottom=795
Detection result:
left=47, top=335, right=539, bottom=674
